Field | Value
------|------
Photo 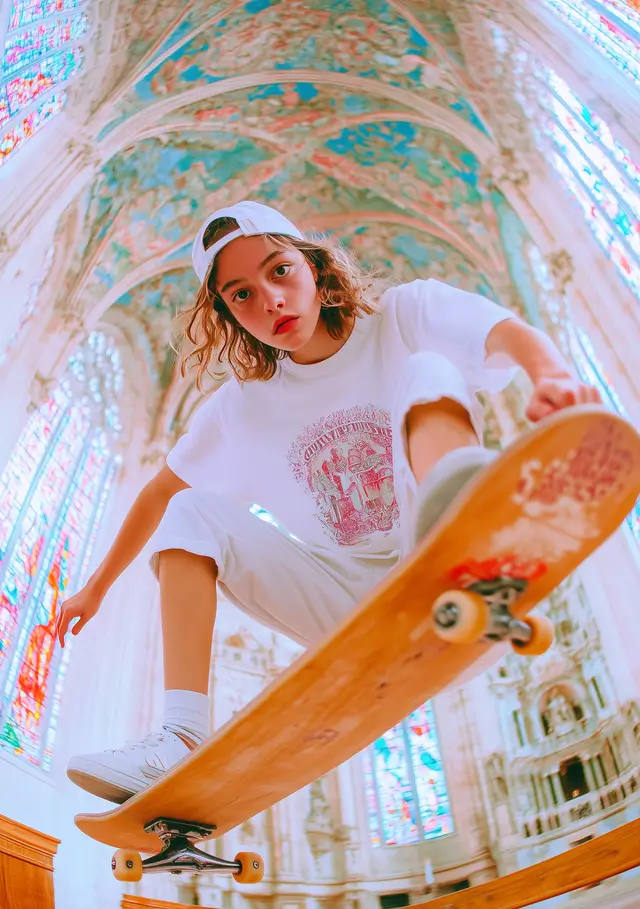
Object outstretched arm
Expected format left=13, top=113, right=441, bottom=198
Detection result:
left=486, top=318, right=602, bottom=422
left=55, top=465, right=189, bottom=646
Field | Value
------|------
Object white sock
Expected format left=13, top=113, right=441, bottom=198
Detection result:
left=163, top=689, right=211, bottom=741
left=423, top=445, right=493, bottom=489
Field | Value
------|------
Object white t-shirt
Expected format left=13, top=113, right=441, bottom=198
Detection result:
left=167, top=279, right=518, bottom=554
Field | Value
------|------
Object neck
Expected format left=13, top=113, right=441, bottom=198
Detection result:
left=289, top=314, right=355, bottom=365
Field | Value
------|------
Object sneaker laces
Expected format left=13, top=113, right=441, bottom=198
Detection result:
left=111, top=728, right=176, bottom=757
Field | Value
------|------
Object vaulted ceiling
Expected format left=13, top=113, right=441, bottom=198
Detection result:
left=58, top=0, right=531, bottom=437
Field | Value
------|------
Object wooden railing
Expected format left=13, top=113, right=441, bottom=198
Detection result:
left=422, top=817, right=640, bottom=908
left=0, top=813, right=60, bottom=909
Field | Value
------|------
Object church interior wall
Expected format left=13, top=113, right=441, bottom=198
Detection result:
left=0, top=1, right=638, bottom=907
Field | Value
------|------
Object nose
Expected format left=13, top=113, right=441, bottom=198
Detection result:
left=261, top=284, right=285, bottom=313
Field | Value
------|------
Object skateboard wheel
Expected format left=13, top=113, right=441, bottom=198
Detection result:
left=233, top=851, right=264, bottom=883
left=512, top=615, right=554, bottom=656
left=432, top=590, right=487, bottom=644
left=111, top=848, right=143, bottom=882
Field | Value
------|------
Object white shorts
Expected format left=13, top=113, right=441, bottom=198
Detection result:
left=149, top=352, right=481, bottom=648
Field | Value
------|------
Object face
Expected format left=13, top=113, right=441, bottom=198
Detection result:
left=213, top=235, right=321, bottom=351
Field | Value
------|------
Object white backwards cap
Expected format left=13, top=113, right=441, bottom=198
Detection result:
left=192, top=200, right=305, bottom=283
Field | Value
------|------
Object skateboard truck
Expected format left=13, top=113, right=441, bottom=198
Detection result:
left=111, top=817, right=264, bottom=883
left=432, top=579, right=555, bottom=656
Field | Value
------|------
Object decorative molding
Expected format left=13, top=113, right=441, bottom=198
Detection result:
left=0, top=814, right=59, bottom=872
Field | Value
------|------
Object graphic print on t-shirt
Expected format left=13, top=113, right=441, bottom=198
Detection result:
left=287, top=404, right=399, bottom=546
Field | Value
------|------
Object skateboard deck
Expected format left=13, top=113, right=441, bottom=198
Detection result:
left=423, top=816, right=640, bottom=908
left=75, top=406, right=640, bottom=879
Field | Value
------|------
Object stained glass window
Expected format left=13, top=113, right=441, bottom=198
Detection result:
left=568, top=327, right=639, bottom=545
left=538, top=71, right=640, bottom=300
left=544, top=0, right=640, bottom=87
left=363, top=702, right=453, bottom=846
left=492, top=29, right=640, bottom=303
left=1, top=0, right=87, bottom=166
left=9, top=1, right=86, bottom=28
left=0, top=330, right=123, bottom=769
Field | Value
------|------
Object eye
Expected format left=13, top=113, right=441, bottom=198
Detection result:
left=273, top=263, right=292, bottom=278
left=232, top=288, right=251, bottom=303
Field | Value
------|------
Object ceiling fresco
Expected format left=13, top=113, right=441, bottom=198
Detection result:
left=110, top=0, right=481, bottom=127
left=49, top=0, right=537, bottom=425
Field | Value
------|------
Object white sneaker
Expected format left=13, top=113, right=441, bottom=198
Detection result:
left=67, top=725, right=202, bottom=803
left=412, top=446, right=496, bottom=544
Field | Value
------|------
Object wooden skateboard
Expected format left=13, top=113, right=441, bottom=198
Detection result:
left=74, top=406, right=640, bottom=885
left=423, top=816, right=640, bottom=908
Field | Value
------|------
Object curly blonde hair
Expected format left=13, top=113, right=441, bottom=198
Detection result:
left=178, top=217, right=380, bottom=385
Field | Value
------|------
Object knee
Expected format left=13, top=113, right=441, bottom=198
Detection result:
left=405, top=397, right=474, bottom=430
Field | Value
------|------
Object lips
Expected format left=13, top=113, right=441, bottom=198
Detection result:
left=273, top=316, right=299, bottom=335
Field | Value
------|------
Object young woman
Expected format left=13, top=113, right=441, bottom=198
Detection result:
left=57, top=201, right=600, bottom=802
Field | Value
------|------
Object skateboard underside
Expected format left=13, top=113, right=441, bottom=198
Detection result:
left=75, top=407, right=640, bottom=884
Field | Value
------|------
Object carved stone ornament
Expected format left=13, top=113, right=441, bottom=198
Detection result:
left=54, top=307, right=86, bottom=338
left=545, top=249, right=575, bottom=295
left=304, top=779, right=335, bottom=861
left=485, top=751, right=509, bottom=805
left=482, top=146, right=531, bottom=191
left=27, top=371, right=57, bottom=412
left=65, top=137, right=102, bottom=172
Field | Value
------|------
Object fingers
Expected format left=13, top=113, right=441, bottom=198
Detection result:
left=571, top=384, right=598, bottom=405
left=546, top=384, right=576, bottom=409
left=526, top=396, right=556, bottom=423
left=585, top=385, right=603, bottom=404
left=56, top=610, right=70, bottom=648
left=72, top=615, right=89, bottom=636
left=527, top=384, right=573, bottom=422
left=56, top=604, right=78, bottom=648
left=528, top=380, right=603, bottom=424
left=550, top=380, right=601, bottom=407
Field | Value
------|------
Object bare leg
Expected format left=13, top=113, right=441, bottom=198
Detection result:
left=406, top=398, right=479, bottom=485
left=158, top=549, right=218, bottom=694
